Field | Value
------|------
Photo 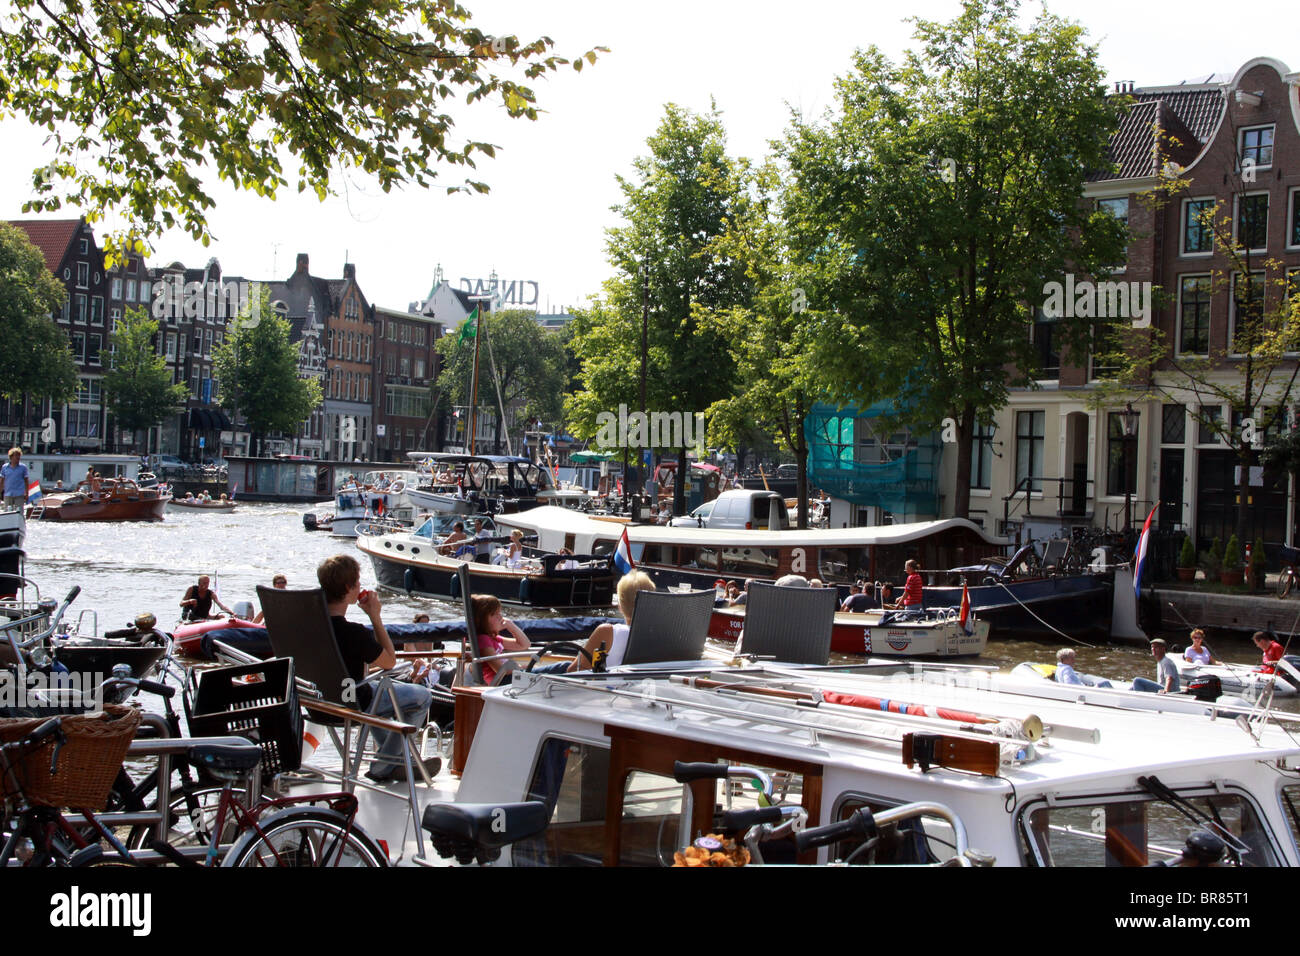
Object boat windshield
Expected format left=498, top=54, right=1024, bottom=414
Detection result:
left=1019, top=787, right=1279, bottom=866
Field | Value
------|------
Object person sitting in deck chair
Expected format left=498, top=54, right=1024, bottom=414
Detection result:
left=568, top=572, right=657, bottom=672
left=318, top=555, right=437, bottom=782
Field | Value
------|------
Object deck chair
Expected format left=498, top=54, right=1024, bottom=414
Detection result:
left=454, top=564, right=536, bottom=687
left=736, top=581, right=837, bottom=665
left=256, top=585, right=430, bottom=856
left=620, top=588, right=715, bottom=666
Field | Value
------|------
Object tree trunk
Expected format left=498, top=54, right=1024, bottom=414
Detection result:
left=674, top=444, right=686, bottom=517
left=795, top=392, right=808, bottom=530
left=1236, top=443, right=1254, bottom=545
left=951, top=403, right=976, bottom=519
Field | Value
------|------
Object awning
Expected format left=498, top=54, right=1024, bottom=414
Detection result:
left=569, top=450, right=617, bottom=463
left=187, top=408, right=230, bottom=430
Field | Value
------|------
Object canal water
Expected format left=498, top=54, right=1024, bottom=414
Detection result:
left=16, top=502, right=1289, bottom=688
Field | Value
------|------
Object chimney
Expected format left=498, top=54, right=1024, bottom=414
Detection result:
left=295, top=253, right=309, bottom=274
left=343, top=263, right=356, bottom=281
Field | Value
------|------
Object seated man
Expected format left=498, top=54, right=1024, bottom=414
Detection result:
left=438, top=521, right=470, bottom=556
left=1132, top=638, right=1179, bottom=694
left=317, top=555, right=437, bottom=782
left=841, top=581, right=874, bottom=613
left=1253, top=630, right=1285, bottom=674
left=180, top=575, right=231, bottom=621
left=1054, top=648, right=1083, bottom=685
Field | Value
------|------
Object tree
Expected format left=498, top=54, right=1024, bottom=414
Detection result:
left=783, top=0, right=1127, bottom=519
left=212, top=287, right=322, bottom=455
left=567, top=104, right=751, bottom=512
left=0, top=222, right=77, bottom=429
left=435, top=308, right=568, bottom=453
left=2, top=1, right=604, bottom=258
left=103, top=307, right=189, bottom=451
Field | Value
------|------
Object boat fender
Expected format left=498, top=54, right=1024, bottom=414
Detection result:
left=448, top=573, right=461, bottom=600
left=519, top=578, right=530, bottom=604
left=404, top=568, right=416, bottom=594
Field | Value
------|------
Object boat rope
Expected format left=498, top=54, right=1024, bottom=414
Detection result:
left=993, top=579, right=1097, bottom=648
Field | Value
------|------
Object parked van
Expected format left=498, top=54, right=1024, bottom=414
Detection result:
left=669, top=489, right=790, bottom=530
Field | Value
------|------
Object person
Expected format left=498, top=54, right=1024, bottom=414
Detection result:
left=180, top=574, right=231, bottom=621
left=568, top=572, right=657, bottom=672
left=1132, top=638, right=1179, bottom=694
left=317, top=554, right=436, bottom=783
left=438, top=521, right=469, bottom=556
left=86, top=467, right=102, bottom=498
left=724, top=580, right=740, bottom=604
left=504, top=529, right=526, bottom=569
left=471, top=594, right=568, bottom=681
left=900, top=559, right=924, bottom=609
left=809, top=578, right=826, bottom=588
left=1253, top=630, right=1285, bottom=674
left=774, top=574, right=809, bottom=587
left=1055, top=648, right=1084, bottom=685
left=841, top=581, right=874, bottom=613
left=251, top=573, right=287, bottom=624
left=556, top=547, right=580, bottom=571
left=1183, top=628, right=1219, bottom=665
left=2, top=447, right=29, bottom=512
left=408, top=612, right=436, bottom=685
left=473, top=518, right=492, bottom=564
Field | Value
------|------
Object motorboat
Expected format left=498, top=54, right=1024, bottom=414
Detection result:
left=326, top=469, right=419, bottom=537
left=495, top=506, right=1111, bottom=639
left=28, top=477, right=170, bottom=522
left=1171, top=656, right=1299, bottom=699
left=169, top=497, right=238, bottom=513
left=357, top=513, right=617, bottom=610
left=1006, top=660, right=1259, bottom=708
left=407, top=453, right=592, bottom=517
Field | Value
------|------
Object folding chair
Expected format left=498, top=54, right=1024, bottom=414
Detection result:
left=453, top=564, right=537, bottom=687
left=256, top=585, right=431, bottom=856
left=736, top=581, right=838, bottom=665
left=620, top=588, right=715, bottom=666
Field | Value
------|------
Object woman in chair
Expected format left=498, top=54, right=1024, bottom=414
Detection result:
left=567, top=572, right=656, bottom=672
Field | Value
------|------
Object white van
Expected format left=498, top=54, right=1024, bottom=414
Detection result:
left=669, top=489, right=790, bottom=530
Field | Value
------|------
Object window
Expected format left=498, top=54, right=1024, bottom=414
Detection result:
left=1230, top=272, right=1266, bottom=354
left=1106, top=412, right=1137, bottom=496
left=109, top=307, right=121, bottom=328
left=972, top=422, right=995, bottom=490
left=1183, top=198, right=1215, bottom=254
left=1090, top=321, right=1120, bottom=378
left=387, top=323, right=397, bottom=342
left=79, top=238, right=88, bottom=255
left=1161, top=404, right=1186, bottom=445
left=76, top=262, right=88, bottom=288
left=139, top=280, right=151, bottom=304
left=386, top=353, right=396, bottom=375
left=90, top=297, right=104, bottom=326
left=87, top=334, right=101, bottom=366
left=400, top=356, right=410, bottom=377
left=74, top=294, right=87, bottom=324
left=165, top=333, right=177, bottom=361
left=71, top=332, right=86, bottom=363
left=59, top=299, right=69, bottom=324
left=1198, top=404, right=1223, bottom=445
left=1097, top=197, right=1128, bottom=226
left=414, top=326, right=425, bottom=346
left=125, top=279, right=137, bottom=303
left=1240, top=125, right=1274, bottom=169
left=1015, top=411, right=1045, bottom=493
left=414, top=358, right=426, bottom=379
left=111, top=277, right=122, bottom=300
left=1237, top=193, right=1268, bottom=251
left=1177, top=275, right=1211, bottom=354
left=1031, top=312, right=1059, bottom=380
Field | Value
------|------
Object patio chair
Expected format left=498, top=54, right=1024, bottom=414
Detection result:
left=256, top=585, right=431, bottom=857
left=736, top=581, right=837, bottom=665
left=453, top=563, right=535, bottom=687
left=620, top=588, right=715, bottom=666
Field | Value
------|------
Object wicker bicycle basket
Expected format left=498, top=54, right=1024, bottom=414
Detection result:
left=0, top=704, right=141, bottom=810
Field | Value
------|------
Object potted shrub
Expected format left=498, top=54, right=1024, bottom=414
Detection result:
left=1200, top=536, right=1223, bottom=580
left=1250, top=536, right=1268, bottom=592
left=1221, top=534, right=1243, bottom=587
left=1177, top=535, right=1198, bottom=582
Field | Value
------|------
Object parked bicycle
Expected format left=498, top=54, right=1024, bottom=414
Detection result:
left=1277, top=546, right=1300, bottom=598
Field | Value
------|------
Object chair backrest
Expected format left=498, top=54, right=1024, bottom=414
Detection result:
left=1041, top=538, right=1068, bottom=569
left=456, top=564, right=486, bottom=685
left=620, top=588, right=714, bottom=665
left=256, top=585, right=354, bottom=707
left=738, top=581, right=837, bottom=665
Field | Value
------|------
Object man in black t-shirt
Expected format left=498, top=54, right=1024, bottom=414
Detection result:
left=180, top=575, right=230, bottom=621
left=840, top=581, right=875, bottom=613
left=318, top=554, right=436, bottom=782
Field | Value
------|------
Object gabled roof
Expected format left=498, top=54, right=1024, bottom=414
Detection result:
left=7, top=218, right=82, bottom=272
left=1089, top=88, right=1223, bottom=183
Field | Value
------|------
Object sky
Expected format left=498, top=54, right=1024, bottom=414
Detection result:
left=1, top=0, right=1296, bottom=315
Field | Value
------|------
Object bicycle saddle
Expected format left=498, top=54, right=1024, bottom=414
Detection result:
left=421, top=801, right=549, bottom=865
left=187, top=740, right=263, bottom=774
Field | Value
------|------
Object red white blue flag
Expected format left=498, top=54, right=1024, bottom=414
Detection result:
left=613, top=526, right=636, bottom=575
left=26, top=479, right=41, bottom=503
left=1133, top=503, right=1160, bottom=599
left=958, top=582, right=973, bottom=635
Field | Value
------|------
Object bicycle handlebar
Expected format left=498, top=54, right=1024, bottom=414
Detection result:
left=673, top=761, right=730, bottom=782
left=796, top=808, right=877, bottom=852
left=718, top=806, right=785, bottom=831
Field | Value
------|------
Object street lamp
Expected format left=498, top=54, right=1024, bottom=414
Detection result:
left=1121, top=402, right=1140, bottom=532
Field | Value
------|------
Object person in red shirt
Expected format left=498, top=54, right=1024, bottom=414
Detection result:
left=1253, top=630, right=1285, bottom=674
left=901, top=559, right=924, bottom=608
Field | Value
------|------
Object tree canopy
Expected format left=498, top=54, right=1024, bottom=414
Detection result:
left=0, top=221, right=77, bottom=409
left=783, top=0, right=1126, bottom=518
left=212, top=286, right=322, bottom=451
left=1, top=0, right=604, bottom=258
left=102, top=306, right=189, bottom=448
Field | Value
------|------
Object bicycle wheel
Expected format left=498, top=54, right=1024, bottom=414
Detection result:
left=1278, top=572, right=1293, bottom=599
left=220, top=807, right=388, bottom=868
left=127, top=784, right=235, bottom=852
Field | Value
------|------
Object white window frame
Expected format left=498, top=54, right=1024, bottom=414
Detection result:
left=1228, top=270, right=1266, bottom=357
left=1288, top=187, right=1300, bottom=252
left=1180, top=196, right=1217, bottom=257
left=1175, top=273, right=1212, bottom=357
left=1239, top=124, right=1275, bottom=173
left=1234, top=191, right=1269, bottom=255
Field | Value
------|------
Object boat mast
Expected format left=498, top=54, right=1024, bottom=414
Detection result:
left=467, top=291, right=493, bottom=456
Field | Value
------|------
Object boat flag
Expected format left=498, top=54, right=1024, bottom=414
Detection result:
left=958, top=582, right=973, bottom=635
left=457, top=307, right=479, bottom=346
left=1133, top=503, right=1160, bottom=599
left=26, top=480, right=41, bottom=503
left=613, top=526, right=636, bottom=575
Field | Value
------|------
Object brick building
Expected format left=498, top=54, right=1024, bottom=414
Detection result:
left=373, top=306, right=441, bottom=459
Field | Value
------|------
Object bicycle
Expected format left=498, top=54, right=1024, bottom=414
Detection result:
left=1276, top=546, right=1300, bottom=598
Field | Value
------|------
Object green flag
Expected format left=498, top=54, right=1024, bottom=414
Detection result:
left=457, top=307, right=478, bottom=345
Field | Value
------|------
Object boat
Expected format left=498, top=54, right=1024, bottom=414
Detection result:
left=28, top=477, right=170, bottom=522
left=169, top=497, right=237, bottom=513
left=1171, top=656, right=1299, bottom=699
left=322, top=470, right=420, bottom=537
left=709, top=603, right=990, bottom=658
left=357, top=514, right=618, bottom=610
left=407, top=453, right=593, bottom=517
left=494, top=506, right=1112, bottom=639
left=1006, top=660, right=1259, bottom=708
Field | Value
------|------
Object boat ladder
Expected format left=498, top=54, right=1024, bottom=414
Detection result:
left=568, top=574, right=594, bottom=607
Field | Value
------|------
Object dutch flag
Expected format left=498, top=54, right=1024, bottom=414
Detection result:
left=613, top=527, right=636, bottom=575
left=26, top=479, right=41, bottom=503
left=1133, top=503, right=1160, bottom=599
left=958, top=582, right=973, bottom=635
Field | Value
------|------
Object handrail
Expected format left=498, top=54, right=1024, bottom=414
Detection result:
left=1002, top=474, right=1095, bottom=529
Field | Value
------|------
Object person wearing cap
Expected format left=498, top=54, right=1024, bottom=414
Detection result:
left=1132, top=638, right=1179, bottom=694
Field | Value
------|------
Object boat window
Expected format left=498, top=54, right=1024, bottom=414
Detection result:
left=828, top=793, right=958, bottom=865
left=720, top=547, right=779, bottom=576
left=1279, top=784, right=1300, bottom=857
left=818, top=547, right=871, bottom=585
left=513, top=737, right=610, bottom=867
left=1019, top=789, right=1279, bottom=866
left=641, top=544, right=672, bottom=565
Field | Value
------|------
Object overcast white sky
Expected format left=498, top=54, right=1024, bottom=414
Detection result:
left=1, top=0, right=1295, bottom=314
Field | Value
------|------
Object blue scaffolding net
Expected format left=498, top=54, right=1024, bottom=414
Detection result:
left=804, top=402, right=942, bottom=517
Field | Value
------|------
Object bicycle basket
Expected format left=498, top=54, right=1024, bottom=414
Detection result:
left=187, top=657, right=303, bottom=775
left=0, top=704, right=141, bottom=810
